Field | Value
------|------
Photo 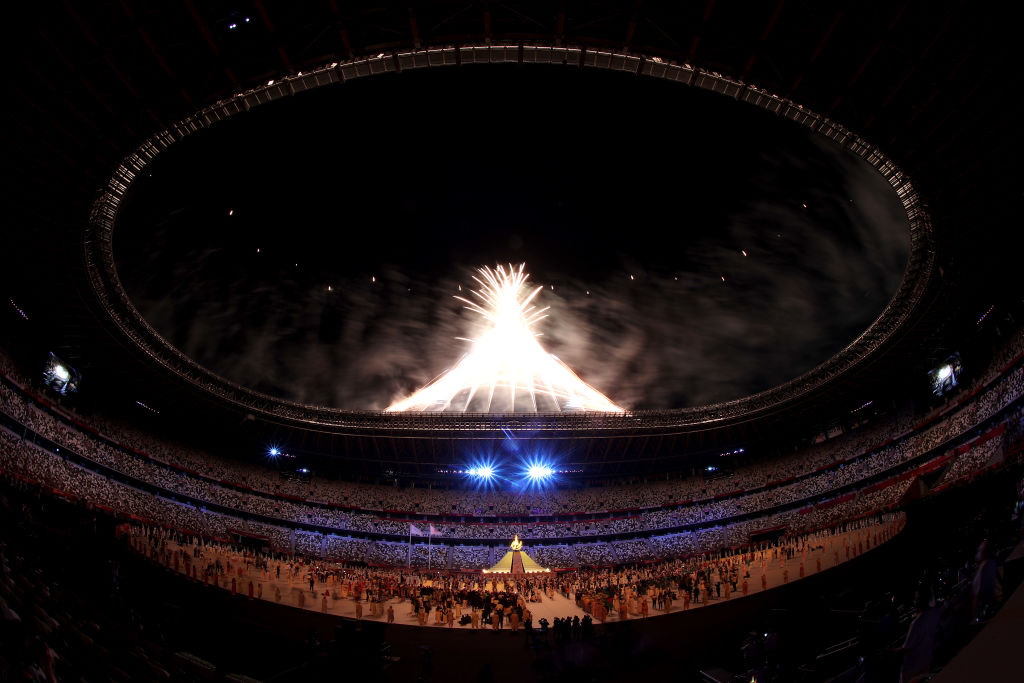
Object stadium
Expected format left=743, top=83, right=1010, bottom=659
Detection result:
left=1, top=2, right=1021, bottom=682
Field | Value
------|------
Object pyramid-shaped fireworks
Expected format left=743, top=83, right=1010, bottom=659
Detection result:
left=386, top=264, right=622, bottom=413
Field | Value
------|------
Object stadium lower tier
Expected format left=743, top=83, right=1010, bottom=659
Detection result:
left=0, top=379, right=1018, bottom=551
left=0, top=417, right=951, bottom=569
left=0, top=337, right=1021, bottom=564
left=1, top=336, right=1023, bottom=524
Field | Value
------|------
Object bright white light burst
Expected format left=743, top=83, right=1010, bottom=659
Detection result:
left=386, top=263, right=622, bottom=413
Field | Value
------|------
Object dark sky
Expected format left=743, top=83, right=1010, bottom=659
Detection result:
left=114, top=64, right=909, bottom=411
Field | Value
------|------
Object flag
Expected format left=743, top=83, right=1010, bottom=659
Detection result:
left=429, top=524, right=440, bottom=536
left=409, top=523, right=423, bottom=536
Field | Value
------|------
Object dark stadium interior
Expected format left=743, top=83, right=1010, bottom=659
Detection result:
left=2, top=2, right=1023, bottom=682
left=111, top=64, right=910, bottom=412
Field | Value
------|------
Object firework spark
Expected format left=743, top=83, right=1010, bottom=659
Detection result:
left=386, top=264, right=623, bottom=413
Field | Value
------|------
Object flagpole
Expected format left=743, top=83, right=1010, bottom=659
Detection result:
left=428, top=528, right=431, bottom=572
left=407, top=524, right=412, bottom=568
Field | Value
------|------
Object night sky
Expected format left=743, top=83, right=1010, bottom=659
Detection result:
left=114, top=64, right=909, bottom=411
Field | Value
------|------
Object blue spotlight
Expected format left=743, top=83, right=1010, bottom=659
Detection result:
left=528, top=464, right=553, bottom=480
left=522, top=458, right=556, bottom=484
left=464, top=458, right=501, bottom=488
left=466, top=463, right=495, bottom=480
left=268, top=447, right=279, bottom=457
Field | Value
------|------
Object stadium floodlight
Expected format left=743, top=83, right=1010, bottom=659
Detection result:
left=53, top=364, right=69, bottom=381
left=937, top=365, right=952, bottom=381
left=268, top=447, right=279, bottom=457
left=466, top=460, right=497, bottom=481
left=527, top=464, right=553, bottom=480
left=386, top=263, right=622, bottom=413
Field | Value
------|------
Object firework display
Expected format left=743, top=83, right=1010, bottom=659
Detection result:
left=387, top=264, right=622, bottom=413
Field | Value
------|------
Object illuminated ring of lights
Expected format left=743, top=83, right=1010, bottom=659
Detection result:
left=84, top=44, right=935, bottom=434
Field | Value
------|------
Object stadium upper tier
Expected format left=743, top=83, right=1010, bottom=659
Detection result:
left=0, top=329, right=1021, bottom=569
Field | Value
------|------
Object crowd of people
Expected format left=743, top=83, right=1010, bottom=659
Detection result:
left=938, top=430, right=1006, bottom=486
left=124, top=513, right=902, bottom=630
left=3, top=429, right=1016, bottom=683
left=0, top=421, right=937, bottom=571
left=0, top=332, right=1021, bottom=570
left=129, top=522, right=565, bottom=630
left=0, top=348, right=1021, bottom=683
left=2, top=334, right=1023, bottom=524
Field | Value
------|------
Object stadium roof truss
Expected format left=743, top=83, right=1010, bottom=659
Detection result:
left=84, top=44, right=935, bottom=437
